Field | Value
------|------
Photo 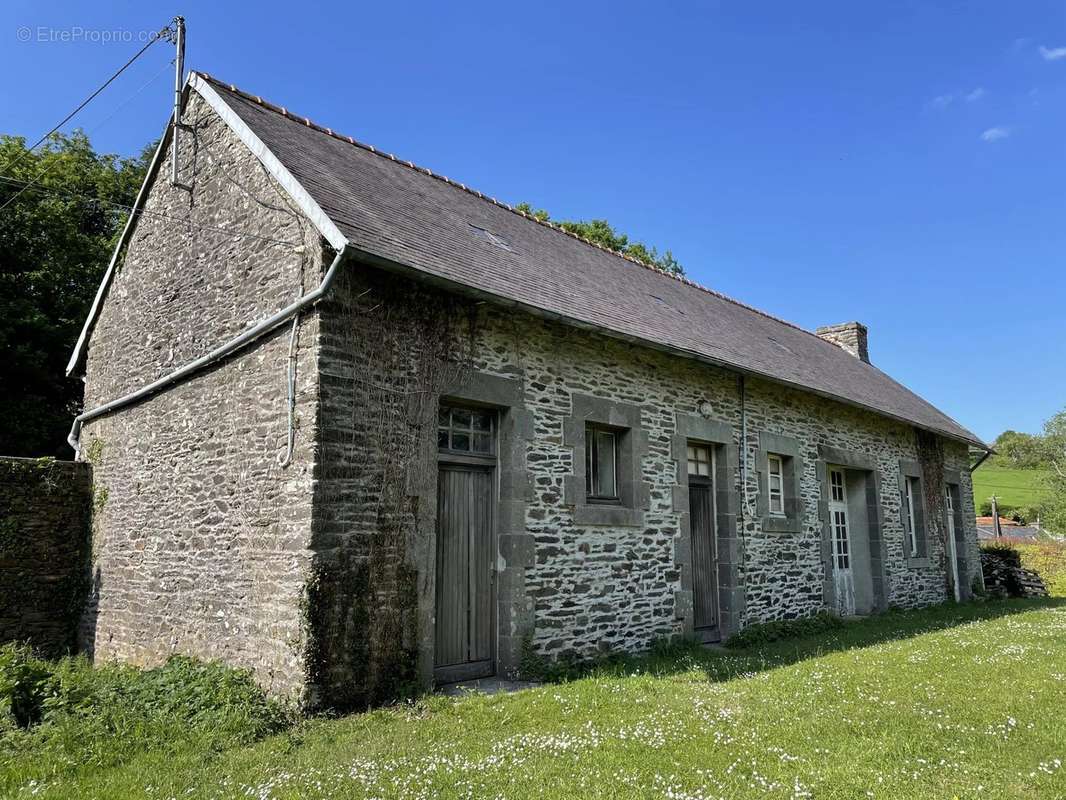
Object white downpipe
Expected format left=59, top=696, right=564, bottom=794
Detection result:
left=276, top=307, right=301, bottom=468
left=68, top=246, right=348, bottom=456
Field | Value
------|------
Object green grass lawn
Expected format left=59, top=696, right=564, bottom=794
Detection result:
left=971, top=462, right=1050, bottom=512
left=6, top=600, right=1066, bottom=799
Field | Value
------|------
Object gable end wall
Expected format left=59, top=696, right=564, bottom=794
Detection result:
left=78, top=91, right=327, bottom=699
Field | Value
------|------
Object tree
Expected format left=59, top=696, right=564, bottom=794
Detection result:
left=514, top=202, right=684, bottom=275
left=992, top=429, right=1048, bottom=469
left=1042, top=409, right=1066, bottom=534
left=0, top=131, right=153, bottom=457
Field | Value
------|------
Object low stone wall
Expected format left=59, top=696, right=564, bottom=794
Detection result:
left=0, top=457, right=92, bottom=656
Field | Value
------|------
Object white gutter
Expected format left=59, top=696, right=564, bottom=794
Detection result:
left=66, top=70, right=346, bottom=379
left=187, top=72, right=346, bottom=250
left=68, top=246, right=348, bottom=454
left=66, top=69, right=354, bottom=455
left=66, top=132, right=169, bottom=377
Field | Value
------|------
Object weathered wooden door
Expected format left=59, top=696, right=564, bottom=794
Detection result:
left=435, top=406, right=496, bottom=683
left=828, top=467, right=856, bottom=616
left=945, top=487, right=961, bottom=601
left=687, top=444, right=719, bottom=641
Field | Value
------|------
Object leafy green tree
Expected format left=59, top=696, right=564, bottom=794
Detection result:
left=0, top=131, right=152, bottom=457
left=1042, top=410, right=1066, bottom=534
left=992, top=429, right=1049, bottom=469
left=515, top=202, right=683, bottom=275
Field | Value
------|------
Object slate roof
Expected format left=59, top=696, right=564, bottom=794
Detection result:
left=977, top=526, right=1044, bottom=541
left=199, top=73, right=984, bottom=447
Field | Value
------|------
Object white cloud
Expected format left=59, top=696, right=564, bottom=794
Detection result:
left=929, top=93, right=954, bottom=109
left=980, top=126, right=1011, bottom=142
left=965, top=87, right=986, bottom=102
left=1039, top=45, right=1066, bottom=61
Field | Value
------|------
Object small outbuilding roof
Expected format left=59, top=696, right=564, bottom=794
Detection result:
left=72, top=71, right=987, bottom=448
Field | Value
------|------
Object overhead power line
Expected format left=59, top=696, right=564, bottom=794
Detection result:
left=0, top=20, right=177, bottom=177
left=0, top=58, right=175, bottom=214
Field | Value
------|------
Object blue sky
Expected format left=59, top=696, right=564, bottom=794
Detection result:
left=2, top=1, right=1064, bottom=444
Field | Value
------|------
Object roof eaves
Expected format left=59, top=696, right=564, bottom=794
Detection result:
left=191, top=72, right=988, bottom=450
left=345, top=244, right=988, bottom=449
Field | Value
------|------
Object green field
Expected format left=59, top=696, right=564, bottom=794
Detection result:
left=5, top=600, right=1066, bottom=799
left=972, top=461, right=1050, bottom=512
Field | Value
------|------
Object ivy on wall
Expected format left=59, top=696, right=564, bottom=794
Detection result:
left=0, top=457, right=92, bottom=657
left=915, top=429, right=950, bottom=595
left=302, top=271, right=478, bottom=710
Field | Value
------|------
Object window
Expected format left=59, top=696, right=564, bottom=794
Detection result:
left=756, top=432, right=802, bottom=534
left=832, top=510, right=850, bottom=569
left=585, top=426, right=619, bottom=502
left=830, top=468, right=845, bottom=503
left=903, top=476, right=920, bottom=557
left=438, top=406, right=494, bottom=455
left=829, top=469, right=850, bottom=570
left=687, top=444, right=712, bottom=477
left=767, top=454, right=785, bottom=515
left=566, top=395, right=647, bottom=526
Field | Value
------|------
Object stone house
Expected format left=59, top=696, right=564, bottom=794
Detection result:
left=68, top=71, right=989, bottom=707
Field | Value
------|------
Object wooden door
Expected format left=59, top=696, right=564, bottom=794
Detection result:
left=946, top=487, right=961, bottom=601
left=829, top=467, right=856, bottom=616
left=687, top=444, right=719, bottom=641
left=435, top=463, right=495, bottom=682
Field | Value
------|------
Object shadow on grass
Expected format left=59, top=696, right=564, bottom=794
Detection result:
left=539, top=597, right=1066, bottom=688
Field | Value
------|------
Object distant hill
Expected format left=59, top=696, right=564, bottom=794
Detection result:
left=971, top=460, right=1050, bottom=517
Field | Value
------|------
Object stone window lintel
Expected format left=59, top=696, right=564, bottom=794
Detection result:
left=563, top=394, right=649, bottom=527
left=756, top=431, right=804, bottom=534
left=898, top=458, right=928, bottom=566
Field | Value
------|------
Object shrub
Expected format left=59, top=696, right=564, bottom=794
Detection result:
left=0, top=645, right=290, bottom=791
left=0, top=645, right=54, bottom=729
left=724, top=611, right=845, bottom=649
left=979, top=499, right=1017, bottom=518
left=1015, top=540, right=1066, bottom=597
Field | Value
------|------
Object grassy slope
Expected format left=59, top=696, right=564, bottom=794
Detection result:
left=971, top=462, right=1050, bottom=510
left=13, top=600, right=1066, bottom=799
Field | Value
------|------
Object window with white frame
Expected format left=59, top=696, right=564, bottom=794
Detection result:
left=767, top=454, right=785, bottom=516
left=903, top=476, right=921, bottom=557
left=585, top=425, right=619, bottom=503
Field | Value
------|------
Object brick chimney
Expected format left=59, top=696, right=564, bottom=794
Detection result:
left=816, top=322, right=869, bottom=363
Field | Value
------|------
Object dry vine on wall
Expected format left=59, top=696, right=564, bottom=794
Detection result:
left=915, top=429, right=951, bottom=597
left=305, top=272, right=478, bottom=710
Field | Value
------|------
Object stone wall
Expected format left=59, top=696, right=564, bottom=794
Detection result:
left=0, top=458, right=92, bottom=657
left=76, top=91, right=980, bottom=703
left=319, top=264, right=981, bottom=683
left=78, top=91, right=326, bottom=700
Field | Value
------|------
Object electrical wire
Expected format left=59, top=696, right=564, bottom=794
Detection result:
left=0, top=175, right=302, bottom=248
left=0, top=20, right=175, bottom=177
left=0, top=59, right=175, bottom=214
